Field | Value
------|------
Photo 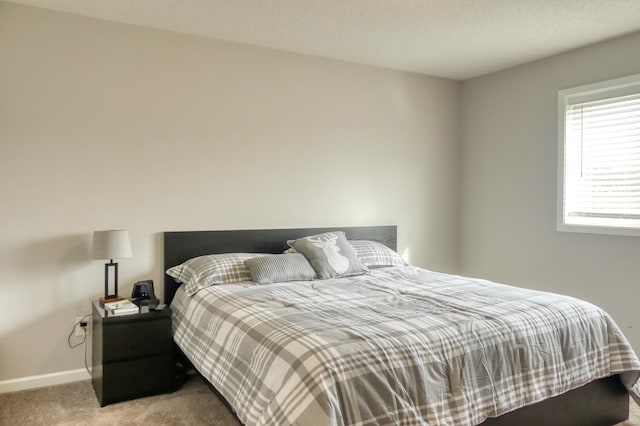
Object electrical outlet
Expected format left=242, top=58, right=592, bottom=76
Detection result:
left=75, top=317, right=90, bottom=337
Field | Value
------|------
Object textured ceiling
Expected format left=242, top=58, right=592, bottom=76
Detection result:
left=6, top=0, right=640, bottom=80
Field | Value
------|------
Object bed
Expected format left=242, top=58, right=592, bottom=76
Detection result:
left=163, top=226, right=640, bottom=425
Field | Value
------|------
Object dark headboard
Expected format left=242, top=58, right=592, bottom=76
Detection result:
left=163, top=225, right=397, bottom=304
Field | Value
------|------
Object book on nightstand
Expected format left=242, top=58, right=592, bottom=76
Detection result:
left=103, top=299, right=139, bottom=316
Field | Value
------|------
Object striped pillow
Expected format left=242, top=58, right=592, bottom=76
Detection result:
left=349, top=240, right=407, bottom=268
left=244, top=254, right=317, bottom=284
left=166, top=253, right=263, bottom=296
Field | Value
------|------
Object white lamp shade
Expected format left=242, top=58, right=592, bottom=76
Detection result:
left=92, top=230, right=132, bottom=260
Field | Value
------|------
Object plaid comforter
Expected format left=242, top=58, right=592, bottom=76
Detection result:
left=171, top=266, right=640, bottom=425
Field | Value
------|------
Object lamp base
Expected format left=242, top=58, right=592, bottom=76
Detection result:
left=100, top=295, right=124, bottom=306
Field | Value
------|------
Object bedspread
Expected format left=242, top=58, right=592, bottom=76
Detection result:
left=171, top=266, right=640, bottom=425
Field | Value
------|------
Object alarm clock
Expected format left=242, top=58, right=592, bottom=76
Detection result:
left=131, top=279, right=159, bottom=308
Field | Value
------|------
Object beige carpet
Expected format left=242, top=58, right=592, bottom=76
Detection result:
left=1, top=376, right=639, bottom=425
left=0, top=375, right=239, bottom=426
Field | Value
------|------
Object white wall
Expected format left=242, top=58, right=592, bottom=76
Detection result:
left=0, top=3, right=461, bottom=384
left=460, top=31, right=640, bottom=352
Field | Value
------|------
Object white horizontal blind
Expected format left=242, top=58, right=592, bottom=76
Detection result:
left=559, top=73, right=640, bottom=235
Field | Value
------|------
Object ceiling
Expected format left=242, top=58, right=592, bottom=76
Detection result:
left=6, top=0, right=640, bottom=80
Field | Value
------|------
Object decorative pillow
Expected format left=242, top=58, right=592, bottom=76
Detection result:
left=349, top=240, right=407, bottom=268
left=244, top=254, right=317, bottom=284
left=288, top=231, right=368, bottom=279
left=166, top=253, right=263, bottom=296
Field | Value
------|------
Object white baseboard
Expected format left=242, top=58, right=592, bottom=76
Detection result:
left=0, top=368, right=91, bottom=394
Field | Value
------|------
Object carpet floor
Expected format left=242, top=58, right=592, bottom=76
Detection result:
left=1, top=376, right=639, bottom=425
left=0, top=375, right=239, bottom=426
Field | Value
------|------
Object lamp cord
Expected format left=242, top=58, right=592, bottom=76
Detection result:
left=68, top=314, right=93, bottom=375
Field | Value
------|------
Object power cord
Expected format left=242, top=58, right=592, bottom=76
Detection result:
left=68, top=314, right=92, bottom=375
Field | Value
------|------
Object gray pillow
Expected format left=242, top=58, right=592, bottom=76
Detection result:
left=288, top=231, right=368, bottom=279
left=244, top=254, right=317, bottom=284
left=166, top=253, right=263, bottom=296
left=349, top=240, right=407, bottom=268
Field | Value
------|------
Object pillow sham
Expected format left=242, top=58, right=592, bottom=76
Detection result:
left=288, top=231, right=368, bottom=279
left=348, top=240, right=407, bottom=268
left=166, top=253, right=263, bottom=296
left=244, top=253, right=317, bottom=284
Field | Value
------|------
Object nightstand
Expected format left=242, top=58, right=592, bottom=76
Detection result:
left=91, top=300, right=173, bottom=406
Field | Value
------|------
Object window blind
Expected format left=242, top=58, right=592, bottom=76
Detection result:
left=564, top=90, right=640, bottom=225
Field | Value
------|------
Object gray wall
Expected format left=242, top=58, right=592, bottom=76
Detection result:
left=0, top=3, right=461, bottom=383
left=460, top=31, right=640, bottom=352
left=4, top=0, right=639, bottom=387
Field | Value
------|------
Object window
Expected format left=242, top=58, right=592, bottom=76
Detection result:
left=558, top=73, right=640, bottom=237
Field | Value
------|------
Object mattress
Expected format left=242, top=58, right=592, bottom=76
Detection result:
left=171, top=265, right=640, bottom=425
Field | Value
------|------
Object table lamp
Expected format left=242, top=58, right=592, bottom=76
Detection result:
left=92, top=230, right=132, bottom=305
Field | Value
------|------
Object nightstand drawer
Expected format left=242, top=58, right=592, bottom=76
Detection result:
left=99, top=354, right=173, bottom=406
left=102, top=316, right=172, bottom=362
